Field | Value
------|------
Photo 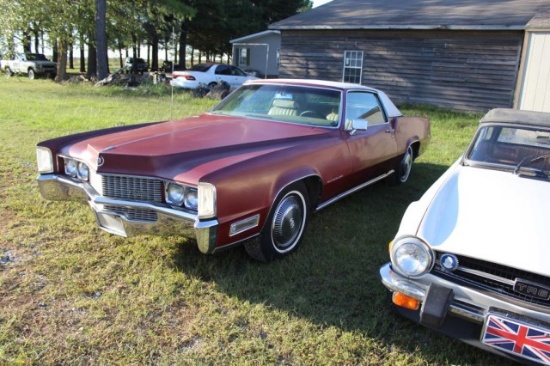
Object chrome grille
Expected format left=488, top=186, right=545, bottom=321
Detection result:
left=102, top=175, right=163, bottom=202
left=433, top=251, right=550, bottom=308
left=104, top=205, right=157, bottom=222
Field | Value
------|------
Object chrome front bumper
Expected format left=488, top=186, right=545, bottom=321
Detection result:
left=37, top=174, right=219, bottom=254
left=379, top=263, right=550, bottom=326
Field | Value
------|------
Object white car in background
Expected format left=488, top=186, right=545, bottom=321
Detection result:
left=380, top=108, right=550, bottom=365
left=170, top=63, right=259, bottom=90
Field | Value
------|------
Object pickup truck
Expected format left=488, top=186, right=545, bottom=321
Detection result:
left=1, top=53, right=57, bottom=79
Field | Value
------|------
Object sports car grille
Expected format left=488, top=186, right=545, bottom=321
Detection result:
left=101, top=175, right=163, bottom=222
left=433, top=251, right=550, bottom=308
left=102, top=175, right=163, bottom=202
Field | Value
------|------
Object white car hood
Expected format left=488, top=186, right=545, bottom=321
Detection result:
left=400, top=162, right=550, bottom=276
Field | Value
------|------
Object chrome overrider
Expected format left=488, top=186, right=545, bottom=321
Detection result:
left=36, top=173, right=219, bottom=254
left=379, top=263, right=550, bottom=326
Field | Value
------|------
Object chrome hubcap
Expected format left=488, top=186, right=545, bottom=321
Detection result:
left=272, top=194, right=304, bottom=251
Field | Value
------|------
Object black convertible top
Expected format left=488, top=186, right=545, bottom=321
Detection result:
left=481, top=108, right=550, bottom=128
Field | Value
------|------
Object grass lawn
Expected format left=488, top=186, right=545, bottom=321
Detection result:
left=0, top=77, right=515, bottom=365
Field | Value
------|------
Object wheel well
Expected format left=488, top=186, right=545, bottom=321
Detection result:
left=302, top=176, right=322, bottom=210
left=411, top=141, right=421, bottom=160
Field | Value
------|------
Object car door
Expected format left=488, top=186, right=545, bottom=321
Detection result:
left=214, top=65, right=232, bottom=86
left=214, top=65, right=248, bottom=89
left=344, top=90, right=397, bottom=182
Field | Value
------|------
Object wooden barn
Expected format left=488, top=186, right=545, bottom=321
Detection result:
left=269, top=0, right=550, bottom=112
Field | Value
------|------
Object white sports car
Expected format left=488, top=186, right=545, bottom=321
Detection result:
left=380, top=108, right=550, bottom=365
left=170, top=63, right=259, bottom=90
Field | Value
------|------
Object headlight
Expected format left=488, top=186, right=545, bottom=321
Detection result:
left=77, top=162, right=89, bottom=180
left=198, top=182, right=216, bottom=219
left=65, top=159, right=78, bottom=177
left=390, top=237, right=433, bottom=277
left=63, top=158, right=89, bottom=181
left=184, top=188, right=198, bottom=210
left=36, top=147, right=53, bottom=173
left=166, top=183, right=185, bottom=206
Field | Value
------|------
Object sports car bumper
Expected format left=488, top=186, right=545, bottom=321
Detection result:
left=37, top=174, right=219, bottom=254
left=380, top=263, right=550, bottom=364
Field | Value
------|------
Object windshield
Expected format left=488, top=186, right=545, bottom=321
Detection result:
left=210, top=84, right=342, bottom=127
left=467, top=124, right=550, bottom=177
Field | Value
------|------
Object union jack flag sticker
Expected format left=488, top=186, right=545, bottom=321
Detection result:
left=481, top=314, right=550, bottom=365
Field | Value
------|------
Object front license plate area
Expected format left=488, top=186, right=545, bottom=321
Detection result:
left=481, top=313, right=550, bottom=365
left=96, top=211, right=127, bottom=237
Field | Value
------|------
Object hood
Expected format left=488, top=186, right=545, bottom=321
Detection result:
left=414, top=165, right=550, bottom=276
left=63, top=114, right=332, bottom=182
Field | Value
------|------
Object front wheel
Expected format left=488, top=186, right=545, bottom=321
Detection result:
left=245, top=182, right=310, bottom=262
left=28, top=68, right=35, bottom=80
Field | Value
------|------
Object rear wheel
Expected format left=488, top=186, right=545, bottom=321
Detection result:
left=5, top=67, right=13, bottom=77
left=245, top=182, right=310, bottom=262
left=391, top=145, right=414, bottom=185
left=395, top=146, right=414, bottom=184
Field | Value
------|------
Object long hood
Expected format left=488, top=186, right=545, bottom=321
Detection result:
left=63, top=114, right=331, bottom=181
left=414, top=165, right=550, bottom=276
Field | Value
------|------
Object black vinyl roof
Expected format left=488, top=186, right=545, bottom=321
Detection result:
left=481, top=108, right=550, bottom=127
left=270, top=0, right=550, bottom=31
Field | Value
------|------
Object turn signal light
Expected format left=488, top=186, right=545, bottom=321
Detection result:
left=392, top=292, right=420, bottom=310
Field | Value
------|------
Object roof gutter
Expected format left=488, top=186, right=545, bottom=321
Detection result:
left=269, top=25, right=526, bottom=31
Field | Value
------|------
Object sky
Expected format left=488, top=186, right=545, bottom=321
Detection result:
left=312, top=0, right=332, bottom=8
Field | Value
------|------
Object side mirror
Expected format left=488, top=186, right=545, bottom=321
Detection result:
left=346, top=119, right=369, bottom=134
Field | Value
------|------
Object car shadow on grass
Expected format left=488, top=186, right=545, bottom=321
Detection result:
left=170, top=162, right=516, bottom=365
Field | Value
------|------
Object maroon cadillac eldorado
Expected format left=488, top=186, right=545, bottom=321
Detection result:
left=36, top=79, right=430, bottom=262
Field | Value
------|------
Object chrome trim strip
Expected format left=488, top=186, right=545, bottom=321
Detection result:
left=456, top=265, right=516, bottom=286
left=317, top=170, right=394, bottom=211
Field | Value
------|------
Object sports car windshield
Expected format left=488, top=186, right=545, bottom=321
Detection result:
left=467, top=124, right=550, bottom=178
left=210, top=84, right=342, bottom=127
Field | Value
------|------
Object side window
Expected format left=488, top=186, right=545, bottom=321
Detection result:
left=215, top=65, right=230, bottom=75
left=345, top=92, right=387, bottom=125
left=230, top=66, right=245, bottom=76
left=238, top=48, right=250, bottom=67
left=342, top=51, right=363, bottom=84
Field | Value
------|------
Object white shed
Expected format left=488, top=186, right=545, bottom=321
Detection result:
left=516, top=14, right=550, bottom=113
left=230, top=30, right=281, bottom=79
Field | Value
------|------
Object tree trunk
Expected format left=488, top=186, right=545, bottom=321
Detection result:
left=80, top=44, right=86, bottom=72
left=95, top=0, right=108, bottom=80
left=87, top=45, right=97, bottom=79
left=55, top=40, right=67, bottom=82
left=178, top=21, right=188, bottom=69
left=69, top=45, right=74, bottom=69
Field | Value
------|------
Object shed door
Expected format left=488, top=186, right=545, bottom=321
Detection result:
left=519, top=32, right=550, bottom=112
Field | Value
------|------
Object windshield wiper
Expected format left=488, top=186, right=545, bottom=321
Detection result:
left=514, top=153, right=550, bottom=177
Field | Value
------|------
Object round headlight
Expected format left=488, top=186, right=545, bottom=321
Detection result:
left=65, top=159, right=78, bottom=177
left=390, top=237, right=433, bottom=277
left=184, top=188, right=198, bottom=210
left=166, top=183, right=185, bottom=206
left=77, top=162, right=89, bottom=180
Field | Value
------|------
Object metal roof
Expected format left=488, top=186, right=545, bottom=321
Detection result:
left=270, top=0, right=550, bottom=31
left=230, top=30, right=280, bottom=44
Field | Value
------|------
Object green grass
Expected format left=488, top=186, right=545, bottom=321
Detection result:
left=0, top=77, right=515, bottom=365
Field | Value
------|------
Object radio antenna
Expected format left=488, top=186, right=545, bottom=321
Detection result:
left=170, top=25, right=175, bottom=121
